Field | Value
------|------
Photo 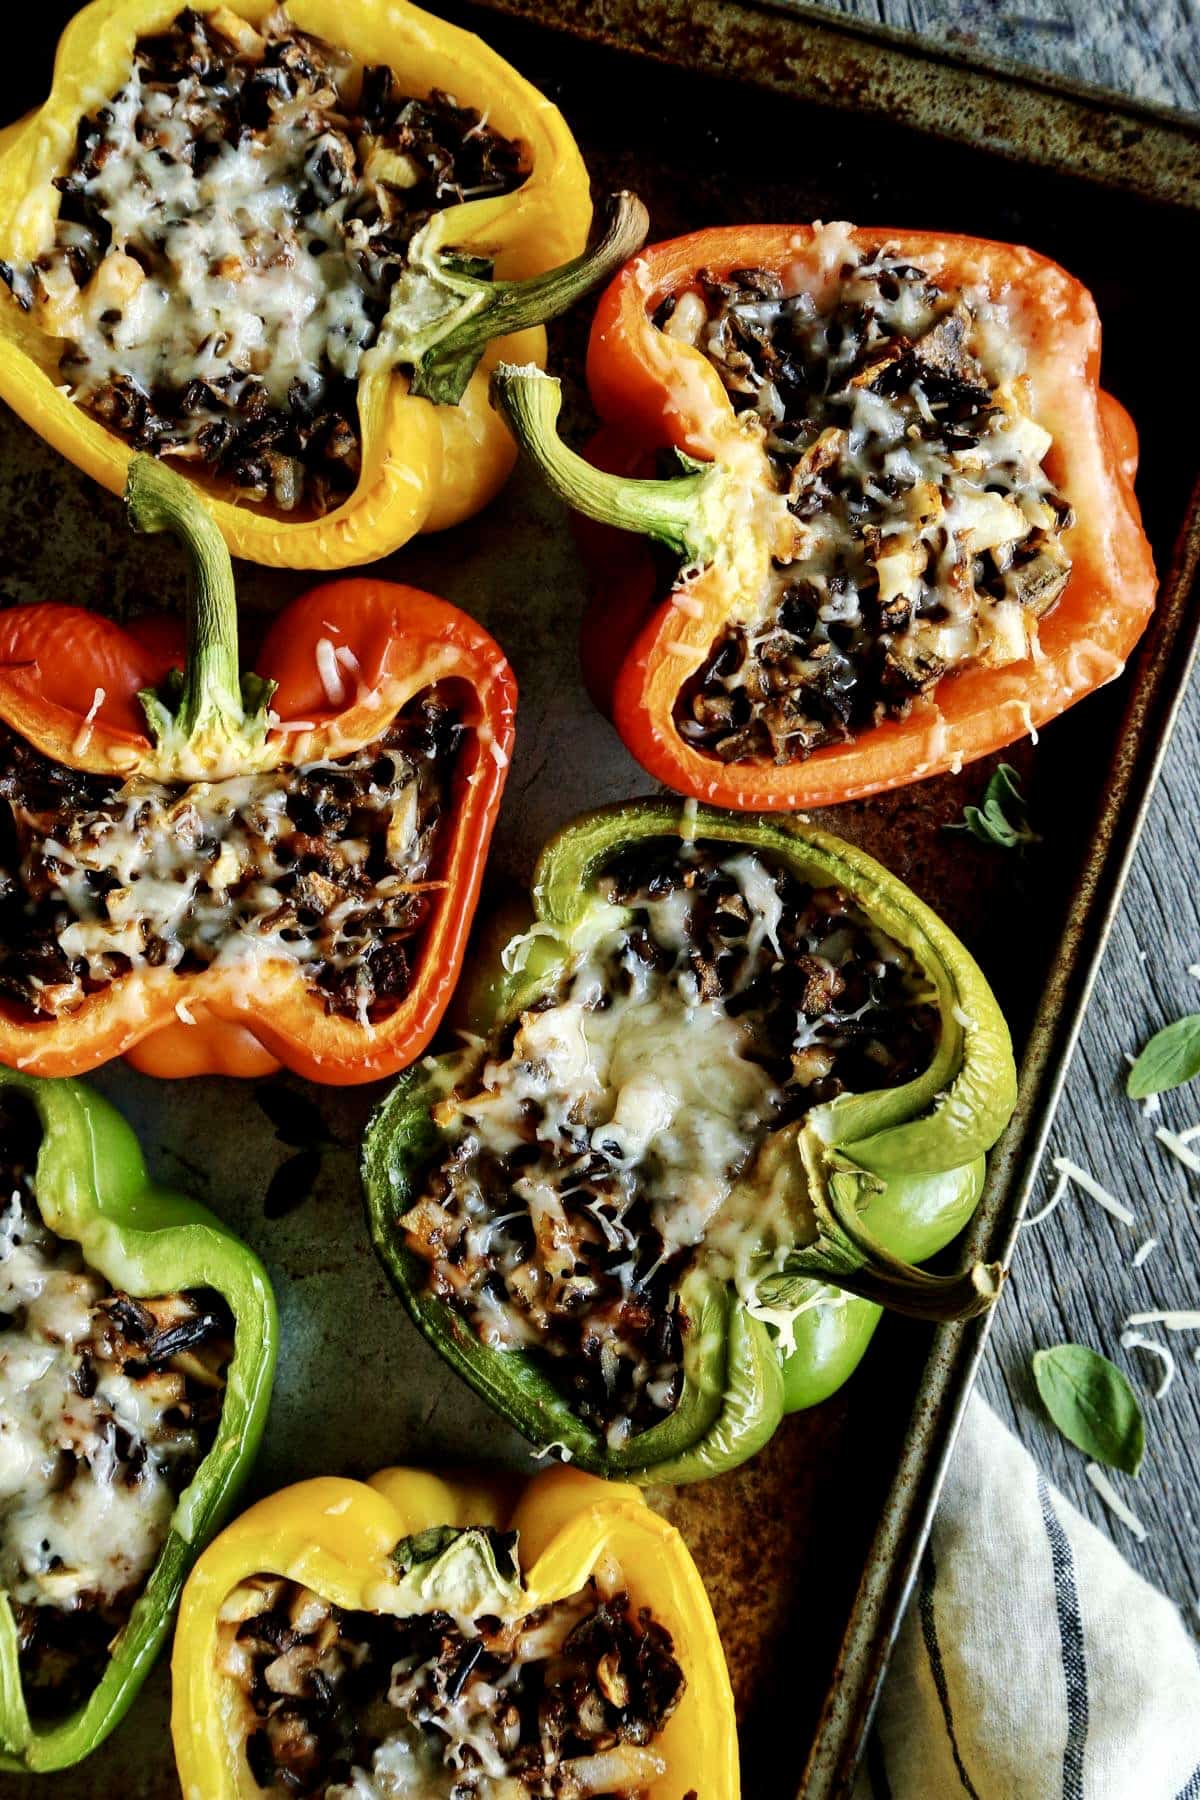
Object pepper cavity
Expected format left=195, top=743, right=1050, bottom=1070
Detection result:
left=220, top=1560, right=685, bottom=1797
left=668, top=247, right=1073, bottom=761
left=6, top=4, right=529, bottom=517
left=0, top=1088, right=232, bottom=1717
left=402, top=836, right=940, bottom=1447
left=0, top=692, right=462, bottom=1026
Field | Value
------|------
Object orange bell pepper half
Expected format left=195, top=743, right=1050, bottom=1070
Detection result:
left=0, top=459, right=514, bottom=1083
left=492, top=224, right=1157, bottom=810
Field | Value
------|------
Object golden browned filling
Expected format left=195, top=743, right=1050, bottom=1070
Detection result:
left=0, top=1091, right=230, bottom=1716
left=404, top=838, right=939, bottom=1447
left=660, top=240, right=1073, bottom=762
left=0, top=6, right=527, bottom=515
left=0, top=692, right=461, bottom=1025
left=222, top=1553, right=686, bottom=1797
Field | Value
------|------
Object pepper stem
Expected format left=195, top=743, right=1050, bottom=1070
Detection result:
left=398, top=193, right=650, bottom=407
left=758, top=1140, right=1004, bottom=1323
left=125, top=457, right=276, bottom=773
left=488, top=363, right=729, bottom=562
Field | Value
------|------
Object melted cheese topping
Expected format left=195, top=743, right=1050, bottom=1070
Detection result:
left=56, top=75, right=376, bottom=413
left=4, top=7, right=527, bottom=512
left=0, top=709, right=454, bottom=1023
left=674, top=235, right=1072, bottom=761
left=0, top=1190, right=203, bottom=1613
left=407, top=843, right=937, bottom=1444
left=223, top=1550, right=682, bottom=1799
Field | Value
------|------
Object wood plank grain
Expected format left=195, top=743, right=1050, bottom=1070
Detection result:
left=811, top=0, right=1200, bottom=111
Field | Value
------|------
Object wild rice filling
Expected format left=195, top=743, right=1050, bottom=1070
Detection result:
left=0, top=691, right=461, bottom=1025
left=0, top=1090, right=231, bottom=1715
left=404, top=838, right=940, bottom=1446
left=0, top=6, right=527, bottom=515
left=224, top=1554, right=686, bottom=1797
left=661, top=242, right=1073, bottom=762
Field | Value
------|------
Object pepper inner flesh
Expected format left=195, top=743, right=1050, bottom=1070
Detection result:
left=0, top=1089, right=231, bottom=1716
left=0, top=689, right=462, bottom=1025
left=222, top=1552, right=685, bottom=1796
left=403, top=836, right=940, bottom=1446
left=0, top=5, right=527, bottom=517
left=661, top=233, right=1073, bottom=763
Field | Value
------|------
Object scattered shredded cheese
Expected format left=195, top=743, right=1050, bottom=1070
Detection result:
left=1022, top=1167, right=1068, bottom=1228
left=1119, top=1330, right=1175, bottom=1400
left=71, top=685, right=106, bottom=757
left=1050, top=1156, right=1135, bottom=1227
left=1130, top=1237, right=1159, bottom=1268
left=1085, top=1464, right=1148, bottom=1541
left=531, top=1441, right=574, bottom=1463
left=1154, top=1128, right=1200, bottom=1174
left=174, top=998, right=196, bottom=1026
left=1124, top=1309, right=1200, bottom=1332
left=315, top=637, right=346, bottom=707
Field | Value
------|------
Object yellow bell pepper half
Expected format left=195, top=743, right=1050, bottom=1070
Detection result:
left=171, top=1462, right=739, bottom=1798
left=0, top=0, right=593, bottom=567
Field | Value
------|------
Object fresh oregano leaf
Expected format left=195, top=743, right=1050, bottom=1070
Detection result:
left=263, top=1147, right=322, bottom=1219
left=1126, top=1014, right=1200, bottom=1099
left=948, top=762, right=1040, bottom=851
left=1032, top=1343, right=1145, bottom=1476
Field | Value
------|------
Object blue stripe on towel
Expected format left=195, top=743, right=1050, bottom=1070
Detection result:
left=1174, top=1764, right=1200, bottom=1800
left=918, top=1545, right=981, bottom=1798
left=1037, top=1473, right=1090, bottom=1800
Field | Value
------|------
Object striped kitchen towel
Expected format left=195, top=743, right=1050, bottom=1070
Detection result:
left=854, top=1396, right=1200, bottom=1799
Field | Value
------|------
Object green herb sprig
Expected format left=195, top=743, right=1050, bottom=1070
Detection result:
left=949, top=763, right=1040, bottom=851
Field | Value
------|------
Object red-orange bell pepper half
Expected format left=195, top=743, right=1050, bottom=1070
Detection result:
left=492, top=224, right=1157, bottom=810
left=0, top=459, right=514, bottom=1083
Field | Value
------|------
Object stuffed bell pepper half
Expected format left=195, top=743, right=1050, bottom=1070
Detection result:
left=172, top=1462, right=736, bottom=1798
left=0, top=0, right=648, bottom=567
left=0, top=1067, right=276, bottom=1772
left=0, top=457, right=515, bottom=1082
left=491, top=222, right=1156, bottom=808
left=363, top=800, right=1017, bottom=1483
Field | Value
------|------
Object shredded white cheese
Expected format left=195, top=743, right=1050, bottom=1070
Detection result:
left=1049, top=1156, right=1135, bottom=1227
left=1154, top=1128, right=1200, bottom=1174
left=1022, top=1166, right=1068, bottom=1228
left=1124, top=1309, right=1200, bottom=1332
left=1085, top=1464, right=1148, bottom=1542
left=1119, top=1330, right=1175, bottom=1400
left=315, top=637, right=347, bottom=708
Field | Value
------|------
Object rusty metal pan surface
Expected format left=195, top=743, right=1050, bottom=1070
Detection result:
left=1, top=1, right=1199, bottom=1795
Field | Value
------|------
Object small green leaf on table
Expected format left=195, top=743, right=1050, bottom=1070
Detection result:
left=1032, top=1343, right=1145, bottom=1476
left=948, top=763, right=1040, bottom=850
left=1126, top=1015, right=1200, bottom=1099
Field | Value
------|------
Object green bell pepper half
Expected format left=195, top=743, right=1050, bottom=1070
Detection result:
left=0, top=1068, right=278, bottom=1773
left=362, top=800, right=1016, bottom=1483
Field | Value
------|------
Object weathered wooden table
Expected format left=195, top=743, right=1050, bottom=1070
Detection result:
left=819, top=0, right=1200, bottom=1625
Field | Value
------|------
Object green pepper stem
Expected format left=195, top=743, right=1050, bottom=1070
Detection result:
left=124, top=457, right=275, bottom=769
left=404, top=192, right=650, bottom=406
left=488, top=363, right=727, bottom=561
left=758, top=1141, right=1004, bottom=1324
